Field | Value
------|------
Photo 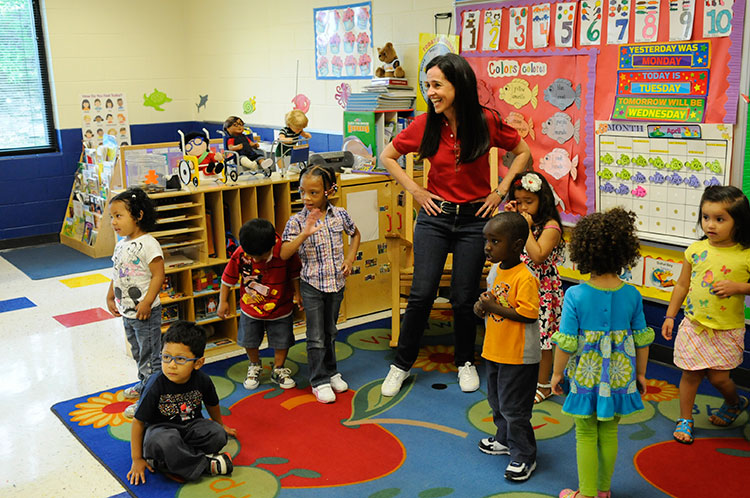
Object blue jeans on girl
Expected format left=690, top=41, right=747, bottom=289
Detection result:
left=394, top=209, right=487, bottom=370
left=123, top=304, right=162, bottom=393
left=300, top=280, right=344, bottom=388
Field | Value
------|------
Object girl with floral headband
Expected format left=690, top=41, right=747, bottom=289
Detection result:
left=504, top=171, right=565, bottom=404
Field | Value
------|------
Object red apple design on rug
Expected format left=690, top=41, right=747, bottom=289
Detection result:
left=634, top=437, right=750, bottom=497
left=225, top=387, right=406, bottom=487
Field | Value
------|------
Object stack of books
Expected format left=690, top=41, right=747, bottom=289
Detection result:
left=346, top=78, right=416, bottom=111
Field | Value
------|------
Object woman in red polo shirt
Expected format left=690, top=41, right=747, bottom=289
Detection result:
left=379, top=53, right=531, bottom=397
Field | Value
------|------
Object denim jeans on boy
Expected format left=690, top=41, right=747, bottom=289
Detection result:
left=300, top=280, right=344, bottom=388
left=123, top=304, right=162, bottom=393
left=486, top=360, right=539, bottom=465
left=394, top=209, right=486, bottom=370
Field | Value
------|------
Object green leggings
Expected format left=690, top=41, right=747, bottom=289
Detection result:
left=575, top=416, right=620, bottom=497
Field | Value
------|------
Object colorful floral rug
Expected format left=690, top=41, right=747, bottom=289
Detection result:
left=53, top=316, right=750, bottom=498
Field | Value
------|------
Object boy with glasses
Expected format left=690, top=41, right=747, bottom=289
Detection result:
left=127, top=321, right=237, bottom=485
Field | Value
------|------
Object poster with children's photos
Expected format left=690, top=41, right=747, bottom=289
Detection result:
left=314, top=1, right=373, bottom=79
left=81, top=93, right=131, bottom=148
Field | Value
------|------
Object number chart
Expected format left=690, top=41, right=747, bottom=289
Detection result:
left=595, top=121, right=732, bottom=245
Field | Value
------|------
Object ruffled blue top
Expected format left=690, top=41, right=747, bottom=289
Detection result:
left=552, top=281, right=654, bottom=420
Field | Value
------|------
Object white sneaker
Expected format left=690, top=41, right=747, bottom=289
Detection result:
left=381, top=365, right=409, bottom=397
left=271, top=367, right=296, bottom=389
left=312, top=383, right=336, bottom=403
left=458, top=362, right=480, bottom=392
left=243, top=362, right=262, bottom=390
left=330, top=373, right=348, bottom=393
left=122, top=386, right=140, bottom=399
left=123, top=403, right=136, bottom=419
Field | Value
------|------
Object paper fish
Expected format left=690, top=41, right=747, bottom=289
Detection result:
left=649, top=172, right=666, bottom=184
left=600, top=153, right=614, bottom=165
left=632, top=186, right=647, bottom=197
left=538, top=147, right=578, bottom=180
left=685, top=175, right=701, bottom=188
left=541, top=112, right=580, bottom=144
left=497, top=78, right=538, bottom=109
left=543, top=78, right=581, bottom=111
left=632, top=172, right=647, bottom=183
left=597, top=168, right=613, bottom=179
left=196, top=94, right=208, bottom=113
left=704, top=177, right=721, bottom=187
left=504, top=112, right=535, bottom=140
left=666, top=172, right=683, bottom=185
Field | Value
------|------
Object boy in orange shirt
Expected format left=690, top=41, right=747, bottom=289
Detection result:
left=474, top=212, right=540, bottom=482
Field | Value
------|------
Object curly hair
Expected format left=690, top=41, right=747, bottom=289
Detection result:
left=507, top=171, right=562, bottom=229
left=569, top=208, right=640, bottom=275
left=110, top=187, right=157, bottom=232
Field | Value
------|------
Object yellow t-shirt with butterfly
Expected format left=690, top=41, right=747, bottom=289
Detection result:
left=684, top=239, right=750, bottom=330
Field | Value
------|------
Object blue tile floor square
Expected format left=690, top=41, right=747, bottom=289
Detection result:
left=0, top=297, right=36, bottom=313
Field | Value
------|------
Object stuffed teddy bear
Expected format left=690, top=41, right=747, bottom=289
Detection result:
left=374, top=42, right=405, bottom=78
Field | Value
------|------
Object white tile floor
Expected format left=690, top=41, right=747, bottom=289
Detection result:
left=0, top=250, right=388, bottom=497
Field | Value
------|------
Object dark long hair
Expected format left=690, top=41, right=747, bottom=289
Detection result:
left=418, top=53, right=492, bottom=164
left=699, top=185, right=750, bottom=248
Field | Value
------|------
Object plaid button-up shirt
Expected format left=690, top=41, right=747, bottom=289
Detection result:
left=282, top=204, right=356, bottom=293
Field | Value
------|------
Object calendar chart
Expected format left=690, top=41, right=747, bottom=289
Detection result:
left=595, top=121, right=732, bottom=245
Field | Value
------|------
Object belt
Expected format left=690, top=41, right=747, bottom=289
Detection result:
left=438, top=201, right=483, bottom=216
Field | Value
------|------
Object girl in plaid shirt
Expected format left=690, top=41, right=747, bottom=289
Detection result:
left=281, top=165, right=361, bottom=403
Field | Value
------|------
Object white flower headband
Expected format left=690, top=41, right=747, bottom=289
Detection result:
left=517, top=173, right=542, bottom=193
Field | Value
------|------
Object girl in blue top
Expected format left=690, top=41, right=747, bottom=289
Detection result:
left=550, top=208, right=653, bottom=498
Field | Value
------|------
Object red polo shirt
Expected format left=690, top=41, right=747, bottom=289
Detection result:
left=392, top=109, right=520, bottom=204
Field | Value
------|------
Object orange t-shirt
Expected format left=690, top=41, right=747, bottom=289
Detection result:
left=482, top=263, right=541, bottom=365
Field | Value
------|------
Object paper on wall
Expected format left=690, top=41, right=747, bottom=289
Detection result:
left=346, top=190, right=379, bottom=243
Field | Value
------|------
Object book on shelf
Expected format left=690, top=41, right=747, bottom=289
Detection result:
left=369, top=77, right=410, bottom=86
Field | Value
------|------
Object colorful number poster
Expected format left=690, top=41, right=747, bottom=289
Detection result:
left=531, top=3, right=551, bottom=48
left=461, top=10, right=481, bottom=52
left=507, top=7, right=528, bottom=50
left=607, top=0, right=631, bottom=44
left=417, top=33, right=459, bottom=112
left=580, top=0, right=603, bottom=46
left=595, top=121, right=732, bottom=245
left=80, top=93, right=131, bottom=148
left=313, top=2, right=373, bottom=80
left=669, top=0, right=696, bottom=41
left=634, top=0, right=660, bottom=43
left=704, top=0, right=734, bottom=38
left=482, top=9, right=503, bottom=51
left=554, top=2, right=577, bottom=48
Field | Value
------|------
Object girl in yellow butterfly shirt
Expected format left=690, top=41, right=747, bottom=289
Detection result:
left=661, top=186, right=750, bottom=444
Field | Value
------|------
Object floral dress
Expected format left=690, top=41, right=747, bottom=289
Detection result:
left=551, top=282, right=654, bottom=420
left=521, top=223, right=564, bottom=350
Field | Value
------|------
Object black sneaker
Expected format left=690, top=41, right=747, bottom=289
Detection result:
left=504, top=460, right=536, bottom=481
left=206, top=452, right=233, bottom=476
left=478, top=437, right=510, bottom=455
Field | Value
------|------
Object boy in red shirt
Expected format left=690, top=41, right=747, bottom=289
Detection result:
left=218, top=218, right=302, bottom=390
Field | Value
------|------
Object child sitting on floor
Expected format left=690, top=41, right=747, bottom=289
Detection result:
left=127, top=321, right=237, bottom=485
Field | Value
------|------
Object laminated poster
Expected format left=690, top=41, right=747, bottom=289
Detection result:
left=554, top=2, right=577, bottom=48
left=313, top=1, right=373, bottom=80
left=482, top=9, right=503, bottom=52
left=531, top=3, right=550, bottom=48
left=80, top=93, right=131, bottom=149
left=607, top=0, right=631, bottom=45
left=703, top=0, right=734, bottom=38
left=634, top=0, right=660, bottom=43
left=507, top=7, right=528, bottom=50
left=669, top=0, right=696, bottom=41
left=461, top=10, right=481, bottom=52
left=579, top=0, right=603, bottom=46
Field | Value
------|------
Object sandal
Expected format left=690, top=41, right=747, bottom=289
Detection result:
left=709, top=395, right=749, bottom=427
left=673, top=418, right=694, bottom=444
left=534, top=383, right=553, bottom=404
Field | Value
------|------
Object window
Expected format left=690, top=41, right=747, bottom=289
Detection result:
left=0, top=0, right=57, bottom=155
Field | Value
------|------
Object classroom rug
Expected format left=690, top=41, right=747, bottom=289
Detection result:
left=0, top=243, right=111, bottom=280
left=52, top=316, right=750, bottom=498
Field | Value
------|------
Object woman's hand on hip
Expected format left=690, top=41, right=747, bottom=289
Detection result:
left=412, top=186, right=444, bottom=216
left=476, top=190, right=504, bottom=218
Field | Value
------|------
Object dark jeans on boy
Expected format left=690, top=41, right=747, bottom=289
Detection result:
left=300, top=280, right=344, bottom=387
left=486, top=360, right=540, bottom=465
left=143, top=419, right=227, bottom=481
left=394, top=209, right=486, bottom=370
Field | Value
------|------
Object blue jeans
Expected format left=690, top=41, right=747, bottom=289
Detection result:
left=123, top=305, right=162, bottom=393
left=486, top=360, right=539, bottom=464
left=300, top=280, right=344, bottom=387
left=394, top=209, right=486, bottom=370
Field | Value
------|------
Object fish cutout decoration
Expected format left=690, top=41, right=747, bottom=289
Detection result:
left=497, top=78, right=538, bottom=109
left=544, top=78, right=581, bottom=111
left=538, top=147, right=578, bottom=180
left=504, top=112, right=535, bottom=140
left=196, top=94, right=208, bottom=113
left=541, top=112, right=580, bottom=144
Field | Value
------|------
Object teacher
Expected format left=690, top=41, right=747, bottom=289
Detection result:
left=379, top=53, right=532, bottom=396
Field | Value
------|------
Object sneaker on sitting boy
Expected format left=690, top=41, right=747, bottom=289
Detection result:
left=206, top=453, right=233, bottom=476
